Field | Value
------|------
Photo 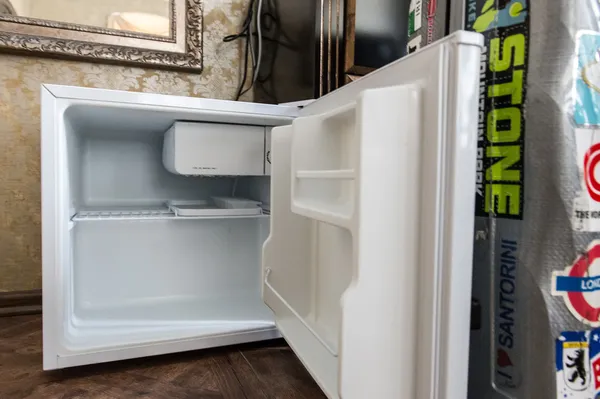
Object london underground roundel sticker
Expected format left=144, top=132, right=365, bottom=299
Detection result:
left=553, top=241, right=600, bottom=326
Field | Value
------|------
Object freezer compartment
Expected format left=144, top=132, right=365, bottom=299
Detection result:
left=163, top=121, right=266, bottom=176
left=64, top=217, right=273, bottom=352
left=63, top=104, right=270, bottom=213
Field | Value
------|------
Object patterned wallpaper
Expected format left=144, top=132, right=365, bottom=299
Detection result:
left=0, top=0, right=251, bottom=291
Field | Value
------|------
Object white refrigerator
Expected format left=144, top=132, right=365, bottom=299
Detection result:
left=41, top=31, right=482, bottom=399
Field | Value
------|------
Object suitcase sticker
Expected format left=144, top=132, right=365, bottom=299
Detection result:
left=552, top=241, right=600, bottom=326
left=574, top=31, right=600, bottom=127
left=556, top=330, right=600, bottom=398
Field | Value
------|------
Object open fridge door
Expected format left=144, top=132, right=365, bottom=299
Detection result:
left=262, top=31, right=483, bottom=398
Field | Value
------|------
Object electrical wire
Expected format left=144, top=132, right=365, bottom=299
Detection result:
left=255, top=5, right=299, bottom=103
left=253, top=0, right=264, bottom=84
left=223, top=0, right=254, bottom=43
left=235, top=33, right=251, bottom=100
left=224, top=0, right=298, bottom=102
left=223, top=0, right=255, bottom=100
left=248, top=5, right=256, bottom=76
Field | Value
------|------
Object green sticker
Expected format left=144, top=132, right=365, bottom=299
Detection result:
left=408, top=0, right=422, bottom=36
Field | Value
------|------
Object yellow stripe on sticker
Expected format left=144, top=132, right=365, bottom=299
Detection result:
left=563, top=342, right=589, bottom=349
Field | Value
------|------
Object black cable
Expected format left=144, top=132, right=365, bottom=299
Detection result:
left=255, top=10, right=289, bottom=102
left=234, top=32, right=297, bottom=51
left=253, top=0, right=283, bottom=103
left=224, top=0, right=255, bottom=101
left=234, top=30, right=251, bottom=101
left=223, top=0, right=255, bottom=42
left=224, top=0, right=299, bottom=102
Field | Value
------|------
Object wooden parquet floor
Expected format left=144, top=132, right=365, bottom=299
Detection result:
left=0, top=315, right=326, bottom=399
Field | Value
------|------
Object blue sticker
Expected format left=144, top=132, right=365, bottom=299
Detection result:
left=555, top=275, right=600, bottom=293
left=574, top=32, right=600, bottom=127
left=556, top=329, right=600, bottom=397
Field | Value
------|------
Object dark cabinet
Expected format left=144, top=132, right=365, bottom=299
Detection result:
left=345, top=0, right=410, bottom=74
left=264, top=0, right=450, bottom=103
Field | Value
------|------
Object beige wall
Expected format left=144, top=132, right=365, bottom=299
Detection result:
left=0, top=0, right=251, bottom=291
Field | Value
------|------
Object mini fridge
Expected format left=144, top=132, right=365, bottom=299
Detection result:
left=42, top=31, right=482, bottom=399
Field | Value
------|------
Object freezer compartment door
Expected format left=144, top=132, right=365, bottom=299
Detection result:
left=262, top=31, right=483, bottom=399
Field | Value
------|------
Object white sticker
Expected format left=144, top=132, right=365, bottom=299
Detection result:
left=494, top=238, right=521, bottom=390
left=556, top=330, right=600, bottom=398
left=408, top=0, right=422, bottom=36
left=572, top=33, right=600, bottom=231
left=407, top=36, right=422, bottom=55
left=572, top=128, right=600, bottom=231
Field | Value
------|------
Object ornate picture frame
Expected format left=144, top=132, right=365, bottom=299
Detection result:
left=0, top=0, right=203, bottom=72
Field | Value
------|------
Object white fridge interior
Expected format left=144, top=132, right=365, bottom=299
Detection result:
left=58, top=101, right=281, bottom=353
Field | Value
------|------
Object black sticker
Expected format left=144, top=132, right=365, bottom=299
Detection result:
left=465, top=0, right=530, bottom=220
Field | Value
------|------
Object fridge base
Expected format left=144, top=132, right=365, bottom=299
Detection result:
left=52, top=326, right=281, bottom=370
left=62, top=294, right=276, bottom=352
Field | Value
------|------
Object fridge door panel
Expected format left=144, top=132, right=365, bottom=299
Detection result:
left=263, top=31, right=483, bottom=399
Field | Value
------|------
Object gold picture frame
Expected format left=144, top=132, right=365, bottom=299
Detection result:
left=0, top=0, right=203, bottom=72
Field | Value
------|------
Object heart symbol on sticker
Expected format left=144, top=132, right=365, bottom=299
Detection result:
left=497, top=349, right=513, bottom=368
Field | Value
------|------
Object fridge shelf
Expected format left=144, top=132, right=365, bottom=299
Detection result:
left=167, top=198, right=263, bottom=217
left=73, top=208, right=173, bottom=221
left=72, top=205, right=267, bottom=222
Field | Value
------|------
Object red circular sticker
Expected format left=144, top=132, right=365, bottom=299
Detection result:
left=584, top=143, right=600, bottom=202
left=553, top=242, right=600, bottom=326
